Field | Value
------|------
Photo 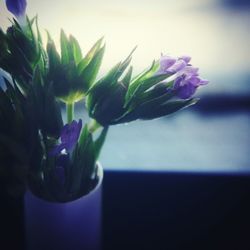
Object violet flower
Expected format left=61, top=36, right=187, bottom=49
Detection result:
left=157, top=54, right=208, bottom=99
left=174, top=66, right=209, bottom=99
left=158, top=55, right=190, bottom=75
left=50, top=119, right=82, bottom=156
left=6, top=0, right=27, bottom=18
left=5, top=0, right=27, bottom=26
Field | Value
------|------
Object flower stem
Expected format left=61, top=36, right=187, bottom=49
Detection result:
left=67, top=103, right=74, bottom=123
left=88, top=119, right=101, bottom=133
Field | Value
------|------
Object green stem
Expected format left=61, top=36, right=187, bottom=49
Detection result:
left=88, top=119, right=101, bottom=133
left=67, top=103, right=74, bottom=123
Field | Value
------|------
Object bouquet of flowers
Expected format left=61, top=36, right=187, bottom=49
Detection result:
left=0, top=0, right=208, bottom=202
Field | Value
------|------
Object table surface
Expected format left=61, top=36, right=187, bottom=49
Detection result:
left=102, top=171, right=250, bottom=250
left=1, top=170, right=250, bottom=250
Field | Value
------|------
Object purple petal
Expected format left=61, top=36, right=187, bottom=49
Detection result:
left=50, top=119, right=82, bottom=156
left=183, top=66, right=199, bottom=77
left=199, top=79, right=209, bottom=85
left=6, top=0, right=27, bottom=17
left=179, top=55, right=191, bottom=63
left=156, top=53, right=209, bottom=100
left=61, top=121, right=77, bottom=144
left=176, top=83, right=197, bottom=99
left=174, top=76, right=185, bottom=89
left=160, top=56, right=176, bottom=72
left=188, top=76, right=201, bottom=87
left=49, top=144, right=66, bottom=156
left=167, top=59, right=187, bottom=74
left=188, top=77, right=209, bottom=87
left=56, top=154, right=70, bottom=166
left=61, top=119, right=82, bottom=151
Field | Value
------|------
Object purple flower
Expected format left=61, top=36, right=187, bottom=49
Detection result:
left=167, top=59, right=187, bottom=74
left=158, top=55, right=176, bottom=73
left=158, top=55, right=188, bottom=75
left=174, top=66, right=209, bottom=99
left=178, top=55, right=191, bottom=64
left=5, top=0, right=27, bottom=18
left=156, top=54, right=208, bottom=99
left=50, top=119, right=82, bottom=156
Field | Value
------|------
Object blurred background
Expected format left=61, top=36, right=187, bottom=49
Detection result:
left=0, top=0, right=249, bottom=172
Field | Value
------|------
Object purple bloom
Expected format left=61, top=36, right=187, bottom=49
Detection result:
left=50, top=119, right=82, bottom=156
left=178, top=55, right=191, bottom=64
left=167, top=59, right=187, bottom=74
left=5, top=0, right=27, bottom=18
left=158, top=56, right=176, bottom=73
left=157, top=54, right=208, bottom=99
left=174, top=66, right=209, bottom=99
left=158, top=55, right=188, bottom=75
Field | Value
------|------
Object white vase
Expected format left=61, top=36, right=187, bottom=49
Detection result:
left=24, top=164, right=103, bottom=250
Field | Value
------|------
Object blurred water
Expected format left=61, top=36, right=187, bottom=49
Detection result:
left=99, top=110, right=250, bottom=173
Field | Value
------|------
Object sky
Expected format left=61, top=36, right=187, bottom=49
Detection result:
left=0, top=0, right=249, bottom=77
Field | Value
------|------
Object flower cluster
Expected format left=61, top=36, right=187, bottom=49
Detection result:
left=158, top=55, right=209, bottom=99
left=0, top=0, right=209, bottom=201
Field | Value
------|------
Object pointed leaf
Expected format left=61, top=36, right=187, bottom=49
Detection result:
left=122, top=66, right=133, bottom=88
left=140, top=98, right=199, bottom=120
left=47, top=35, right=60, bottom=72
left=60, top=29, right=70, bottom=64
left=69, top=35, right=82, bottom=65
left=80, top=45, right=105, bottom=90
left=94, top=127, right=108, bottom=159
left=125, top=73, right=168, bottom=107
left=77, top=37, right=104, bottom=73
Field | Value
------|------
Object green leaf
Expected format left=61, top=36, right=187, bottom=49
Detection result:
left=0, top=87, right=14, bottom=120
left=80, top=45, right=105, bottom=90
left=77, top=37, right=104, bottom=73
left=125, top=60, right=159, bottom=105
left=86, top=63, right=120, bottom=116
left=47, top=34, right=60, bottom=72
left=86, top=49, right=136, bottom=124
left=43, top=85, right=63, bottom=137
left=122, top=66, right=133, bottom=88
left=139, top=98, right=199, bottom=120
left=69, top=125, right=97, bottom=194
left=112, top=46, right=136, bottom=81
left=131, top=60, right=159, bottom=85
left=86, top=48, right=135, bottom=114
left=69, top=35, right=82, bottom=65
left=125, top=73, right=168, bottom=108
left=60, top=29, right=70, bottom=64
left=78, top=125, right=89, bottom=150
left=94, top=127, right=108, bottom=159
left=35, top=16, right=43, bottom=45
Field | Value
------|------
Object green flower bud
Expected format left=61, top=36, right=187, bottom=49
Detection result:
left=87, top=55, right=198, bottom=126
left=47, top=31, right=105, bottom=103
left=0, top=17, right=42, bottom=84
left=86, top=51, right=134, bottom=126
